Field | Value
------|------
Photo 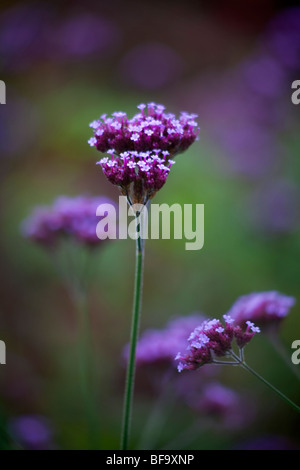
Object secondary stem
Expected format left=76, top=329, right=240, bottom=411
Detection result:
left=74, top=289, right=99, bottom=449
left=121, top=212, right=144, bottom=450
left=241, top=361, right=300, bottom=413
left=230, top=351, right=300, bottom=414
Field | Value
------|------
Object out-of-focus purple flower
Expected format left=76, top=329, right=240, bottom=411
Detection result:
left=175, top=316, right=260, bottom=372
left=51, top=14, right=120, bottom=60
left=241, top=56, right=286, bottom=99
left=183, top=382, right=253, bottom=429
left=248, top=180, right=300, bottom=235
left=192, top=77, right=282, bottom=178
left=119, top=42, right=183, bottom=90
left=9, top=415, right=54, bottom=450
left=226, top=291, right=296, bottom=329
left=266, top=7, right=300, bottom=70
left=122, top=314, right=218, bottom=395
left=128, top=314, right=205, bottom=368
left=199, top=383, right=239, bottom=415
left=21, top=195, right=115, bottom=247
left=183, top=7, right=300, bottom=180
left=0, top=93, right=40, bottom=158
left=88, top=103, right=199, bottom=203
left=0, top=3, right=53, bottom=71
left=174, top=373, right=255, bottom=429
left=216, top=122, right=278, bottom=177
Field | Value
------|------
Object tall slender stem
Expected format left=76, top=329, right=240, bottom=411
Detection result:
left=121, top=212, right=145, bottom=450
left=230, top=351, right=300, bottom=414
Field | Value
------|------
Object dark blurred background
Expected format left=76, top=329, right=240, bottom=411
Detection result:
left=0, top=0, right=300, bottom=450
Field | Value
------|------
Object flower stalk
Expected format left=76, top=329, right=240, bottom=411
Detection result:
left=88, top=102, right=199, bottom=449
left=229, top=351, right=300, bottom=414
left=176, top=316, right=300, bottom=415
left=121, top=210, right=145, bottom=450
left=212, top=350, right=300, bottom=414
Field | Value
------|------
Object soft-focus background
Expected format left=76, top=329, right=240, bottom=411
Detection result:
left=0, top=0, right=300, bottom=450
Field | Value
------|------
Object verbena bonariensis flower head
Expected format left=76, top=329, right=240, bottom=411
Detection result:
left=22, top=195, right=114, bottom=247
left=175, top=315, right=260, bottom=372
left=88, top=102, right=199, bottom=204
left=226, top=291, right=296, bottom=330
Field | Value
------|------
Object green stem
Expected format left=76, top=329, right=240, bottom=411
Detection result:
left=74, top=290, right=99, bottom=449
left=230, top=351, right=300, bottom=414
left=121, top=213, right=144, bottom=450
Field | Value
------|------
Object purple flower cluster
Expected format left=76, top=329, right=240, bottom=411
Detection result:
left=88, top=103, right=199, bottom=203
left=227, top=291, right=296, bottom=328
left=195, top=382, right=239, bottom=415
left=192, top=382, right=252, bottom=428
left=175, top=316, right=260, bottom=372
left=22, top=195, right=114, bottom=247
left=97, top=150, right=175, bottom=203
left=88, top=103, right=199, bottom=155
left=0, top=4, right=120, bottom=72
left=124, top=314, right=254, bottom=427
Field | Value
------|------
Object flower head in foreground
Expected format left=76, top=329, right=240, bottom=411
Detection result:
left=226, top=291, right=296, bottom=329
left=124, top=314, right=253, bottom=427
left=175, top=316, right=260, bottom=372
left=21, top=195, right=115, bottom=247
left=88, top=102, right=199, bottom=204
